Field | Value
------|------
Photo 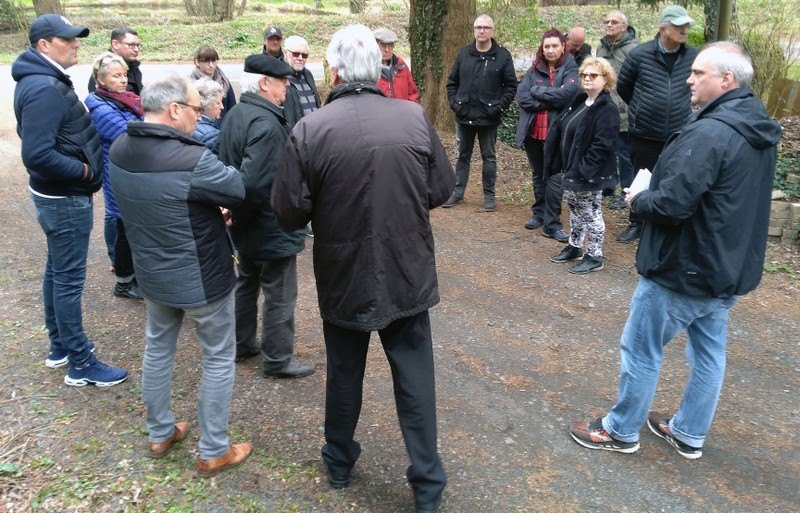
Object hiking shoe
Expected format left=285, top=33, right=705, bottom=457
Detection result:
left=234, top=347, right=260, bottom=363
left=647, top=412, right=703, bottom=459
left=114, top=281, right=143, bottom=300
left=442, top=194, right=463, bottom=208
left=483, top=196, right=496, bottom=212
left=616, top=223, right=641, bottom=243
left=524, top=217, right=543, bottom=230
left=263, top=358, right=316, bottom=379
left=569, top=418, right=640, bottom=454
left=542, top=229, right=569, bottom=243
left=45, top=341, right=95, bottom=369
left=569, top=254, right=604, bottom=274
left=64, top=359, right=128, bottom=387
left=551, top=245, right=582, bottom=263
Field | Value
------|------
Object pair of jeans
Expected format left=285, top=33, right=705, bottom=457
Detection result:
left=602, top=277, right=738, bottom=448
left=321, top=311, right=446, bottom=505
left=453, top=122, right=497, bottom=198
left=628, top=135, right=666, bottom=226
left=522, top=137, right=564, bottom=232
left=234, top=254, right=298, bottom=372
left=142, top=292, right=235, bottom=460
left=31, top=194, right=95, bottom=367
left=616, top=131, right=634, bottom=189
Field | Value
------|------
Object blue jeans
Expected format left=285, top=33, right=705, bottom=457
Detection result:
left=616, top=132, right=633, bottom=189
left=32, top=194, right=95, bottom=367
left=602, top=277, right=738, bottom=448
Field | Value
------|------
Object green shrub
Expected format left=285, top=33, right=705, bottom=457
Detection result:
left=687, top=26, right=705, bottom=48
left=774, top=153, right=800, bottom=199
left=0, top=0, right=26, bottom=32
left=498, top=100, right=520, bottom=148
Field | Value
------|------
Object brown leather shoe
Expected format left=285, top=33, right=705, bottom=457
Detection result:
left=197, top=443, right=254, bottom=477
left=147, top=421, right=190, bottom=459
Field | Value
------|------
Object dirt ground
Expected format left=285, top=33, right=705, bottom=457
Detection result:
left=1, top=99, right=799, bottom=512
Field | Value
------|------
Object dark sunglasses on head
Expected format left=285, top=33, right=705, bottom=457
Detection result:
left=290, top=51, right=309, bottom=59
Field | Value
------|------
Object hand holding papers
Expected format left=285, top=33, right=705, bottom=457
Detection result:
left=623, top=168, right=651, bottom=209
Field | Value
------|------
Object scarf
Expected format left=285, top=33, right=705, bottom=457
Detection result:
left=94, top=87, right=144, bottom=118
left=190, top=66, right=232, bottom=96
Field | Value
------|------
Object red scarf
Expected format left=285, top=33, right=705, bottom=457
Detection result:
left=94, top=87, right=144, bottom=118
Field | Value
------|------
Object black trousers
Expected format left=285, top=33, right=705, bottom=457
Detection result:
left=523, top=137, right=564, bottom=232
left=113, top=218, right=135, bottom=282
left=629, top=134, right=666, bottom=226
left=321, top=310, right=447, bottom=504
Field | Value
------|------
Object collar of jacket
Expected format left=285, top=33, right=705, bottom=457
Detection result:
left=126, top=121, right=206, bottom=146
left=650, top=33, right=688, bottom=55
left=106, top=47, right=141, bottom=69
left=327, top=82, right=385, bottom=103
left=600, top=26, right=637, bottom=50
left=240, top=91, right=287, bottom=122
left=470, top=39, right=499, bottom=56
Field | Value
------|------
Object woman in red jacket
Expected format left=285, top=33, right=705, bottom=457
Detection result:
left=373, top=27, right=419, bottom=102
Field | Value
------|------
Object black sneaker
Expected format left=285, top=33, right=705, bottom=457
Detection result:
left=542, top=229, right=569, bottom=243
left=647, top=412, right=703, bottom=459
left=442, top=194, right=463, bottom=208
left=524, top=217, right=543, bottom=230
left=114, top=281, right=143, bottom=300
left=551, top=245, right=582, bottom=263
left=234, top=347, right=260, bottom=363
left=569, top=254, right=603, bottom=274
left=483, top=197, right=496, bottom=212
left=609, top=196, right=628, bottom=210
left=616, top=223, right=641, bottom=243
left=263, top=358, right=315, bottom=378
left=569, top=418, right=640, bottom=454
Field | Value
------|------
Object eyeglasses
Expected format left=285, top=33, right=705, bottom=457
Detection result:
left=473, top=26, right=493, bottom=31
left=603, top=20, right=622, bottom=25
left=580, top=72, right=602, bottom=80
left=121, top=41, right=142, bottom=49
left=289, top=51, right=309, bottom=59
left=177, top=102, right=202, bottom=114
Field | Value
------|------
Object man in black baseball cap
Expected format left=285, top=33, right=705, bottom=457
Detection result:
left=216, top=54, right=315, bottom=380
left=262, top=25, right=284, bottom=59
left=12, top=14, right=129, bottom=387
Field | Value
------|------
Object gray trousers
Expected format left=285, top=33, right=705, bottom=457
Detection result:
left=142, top=291, right=235, bottom=460
left=234, top=254, right=298, bottom=373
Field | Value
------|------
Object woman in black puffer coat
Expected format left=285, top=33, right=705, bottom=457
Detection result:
left=545, top=57, right=620, bottom=274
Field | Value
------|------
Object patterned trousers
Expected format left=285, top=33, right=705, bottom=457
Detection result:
left=565, top=189, right=605, bottom=257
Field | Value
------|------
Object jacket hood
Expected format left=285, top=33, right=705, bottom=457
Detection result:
left=11, top=47, right=71, bottom=86
left=700, top=88, right=782, bottom=150
left=601, top=26, right=637, bottom=49
left=126, top=121, right=206, bottom=146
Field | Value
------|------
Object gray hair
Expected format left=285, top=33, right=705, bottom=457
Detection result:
left=91, top=51, right=128, bottom=82
left=194, top=76, right=223, bottom=110
left=474, top=14, right=494, bottom=27
left=326, top=24, right=381, bottom=84
left=607, top=10, right=628, bottom=25
left=141, top=74, right=190, bottom=113
left=240, top=71, right=265, bottom=94
left=700, top=41, right=754, bottom=88
left=284, top=35, right=308, bottom=52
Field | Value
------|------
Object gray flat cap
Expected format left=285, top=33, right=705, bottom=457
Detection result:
left=373, top=27, right=399, bottom=44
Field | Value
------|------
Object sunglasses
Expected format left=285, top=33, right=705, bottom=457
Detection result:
left=580, top=72, right=602, bottom=80
left=290, top=51, right=309, bottom=59
left=473, top=26, right=493, bottom=31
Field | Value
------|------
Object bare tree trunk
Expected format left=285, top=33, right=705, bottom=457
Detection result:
left=32, top=0, right=64, bottom=16
left=349, top=0, right=365, bottom=14
left=410, top=0, right=475, bottom=133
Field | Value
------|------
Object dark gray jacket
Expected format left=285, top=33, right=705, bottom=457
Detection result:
left=633, top=88, right=782, bottom=298
left=272, top=83, right=455, bottom=331
left=597, top=26, right=639, bottom=131
left=617, top=35, right=697, bottom=141
left=109, top=122, right=244, bottom=308
left=218, top=92, right=307, bottom=261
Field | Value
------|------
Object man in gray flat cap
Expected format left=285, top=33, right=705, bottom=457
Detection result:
left=217, top=54, right=314, bottom=379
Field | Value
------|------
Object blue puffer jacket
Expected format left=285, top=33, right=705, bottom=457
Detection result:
left=192, top=115, right=220, bottom=151
left=12, top=47, right=102, bottom=196
left=85, top=92, right=143, bottom=219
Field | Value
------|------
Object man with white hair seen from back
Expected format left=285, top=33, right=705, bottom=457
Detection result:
left=272, top=24, right=453, bottom=513
left=570, top=42, right=782, bottom=460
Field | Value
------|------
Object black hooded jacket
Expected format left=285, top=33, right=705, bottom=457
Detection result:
left=632, top=88, right=782, bottom=298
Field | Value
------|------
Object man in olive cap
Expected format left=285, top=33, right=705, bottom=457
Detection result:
left=614, top=5, right=697, bottom=243
left=262, top=26, right=284, bottom=59
left=217, top=55, right=314, bottom=379
left=12, top=14, right=128, bottom=386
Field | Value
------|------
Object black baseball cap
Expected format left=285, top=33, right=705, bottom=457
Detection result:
left=29, top=14, right=90, bottom=45
left=263, top=26, right=283, bottom=39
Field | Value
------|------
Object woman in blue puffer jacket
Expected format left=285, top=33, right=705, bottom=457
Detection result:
left=85, top=51, right=144, bottom=300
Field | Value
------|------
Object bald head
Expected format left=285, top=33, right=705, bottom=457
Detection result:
left=566, top=27, right=586, bottom=53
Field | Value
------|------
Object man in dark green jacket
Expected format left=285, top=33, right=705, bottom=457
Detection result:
left=217, top=54, right=314, bottom=378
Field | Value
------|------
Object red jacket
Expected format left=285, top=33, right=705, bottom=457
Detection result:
left=377, top=55, right=419, bottom=102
